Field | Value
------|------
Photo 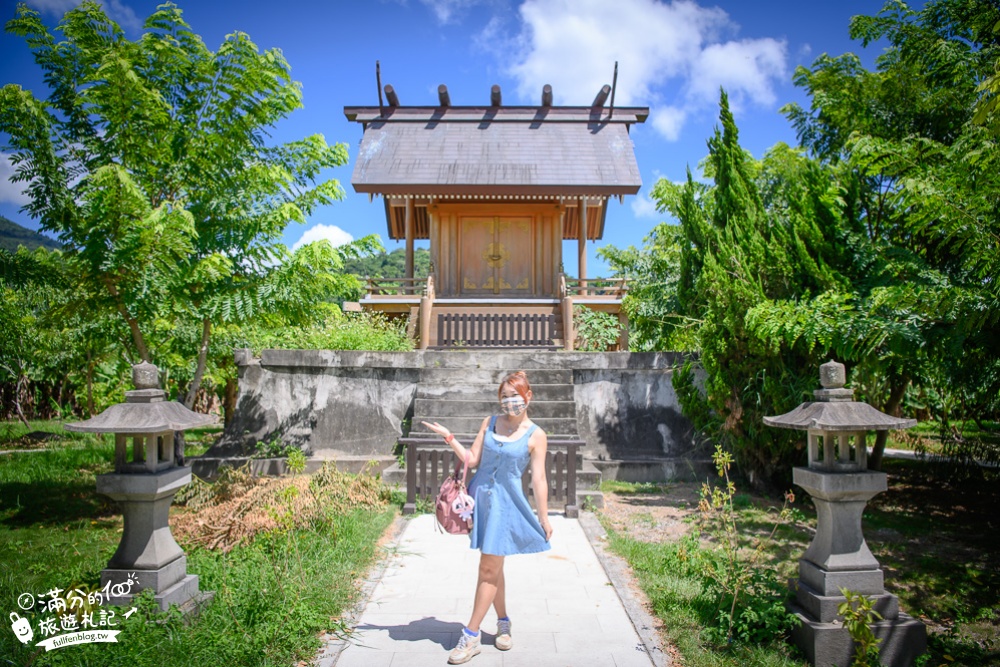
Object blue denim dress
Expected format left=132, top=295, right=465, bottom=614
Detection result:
left=467, top=415, right=551, bottom=556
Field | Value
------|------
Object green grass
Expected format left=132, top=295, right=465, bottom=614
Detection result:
left=0, top=419, right=221, bottom=458
left=0, top=428, right=398, bottom=666
left=603, top=528, right=807, bottom=667
left=601, top=457, right=1000, bottom=667
left=599, top=479, right=672, bottom=494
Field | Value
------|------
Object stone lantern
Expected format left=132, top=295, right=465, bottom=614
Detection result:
left=65, top=362, right=215, bottom=612
left=764, top=360, right=926, bottom=667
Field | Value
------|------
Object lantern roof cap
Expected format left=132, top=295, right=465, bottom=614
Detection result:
left=763, top=360, right=916, bottom=432
left=763, top=401, right=916, bottom=432
left=65, top=364, right=216, bottom=434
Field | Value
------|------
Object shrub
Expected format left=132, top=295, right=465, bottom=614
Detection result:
left=573, top=306, right=620, bottom=351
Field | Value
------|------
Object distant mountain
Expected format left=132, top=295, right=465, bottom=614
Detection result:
left=0, top=216, right=62, bottom=253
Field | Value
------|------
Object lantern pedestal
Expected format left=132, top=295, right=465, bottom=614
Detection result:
left=790, top=467, right=926, bottom=667
left=97, top=466, right=212, bottom=612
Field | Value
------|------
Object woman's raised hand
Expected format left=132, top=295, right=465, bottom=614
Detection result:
left=421, top=421, right=450, bottom=439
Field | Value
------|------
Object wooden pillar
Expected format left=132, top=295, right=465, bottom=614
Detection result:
left=618, top=310, right=629, bottom=351
left=578, top=196, right=587, bottom=296
left=405, top=198, right=415, bottom=294
left=563, top=295, right=575, bottom=351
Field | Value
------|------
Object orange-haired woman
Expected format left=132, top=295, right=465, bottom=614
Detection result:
left=422, top=370, right=552, bottom=664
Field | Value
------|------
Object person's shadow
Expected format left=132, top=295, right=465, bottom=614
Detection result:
left=353, top=617, right=496, bottom=649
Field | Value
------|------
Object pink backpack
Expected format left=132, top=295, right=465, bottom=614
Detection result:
left=436, top=457, right=475, bottom=534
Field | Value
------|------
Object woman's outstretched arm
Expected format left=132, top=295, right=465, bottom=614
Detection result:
left=421, top=416, right=489, bottom=468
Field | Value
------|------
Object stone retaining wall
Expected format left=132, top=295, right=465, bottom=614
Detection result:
left=206, top=349, right=699, bottom=462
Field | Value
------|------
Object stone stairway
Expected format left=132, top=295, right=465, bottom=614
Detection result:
left=383, top=366, right=605, bottom=509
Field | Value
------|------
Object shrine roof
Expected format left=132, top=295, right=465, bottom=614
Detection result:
left=343, top=105, right=648, bottom=196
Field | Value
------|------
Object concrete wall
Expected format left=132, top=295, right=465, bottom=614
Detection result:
left=207, top=349, right=699, bottom=461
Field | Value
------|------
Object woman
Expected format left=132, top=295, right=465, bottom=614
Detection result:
left=422, top=370, right=553, bottom=664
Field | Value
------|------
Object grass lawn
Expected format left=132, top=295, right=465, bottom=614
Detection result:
left=0, top=422, right=397, bottom=666
left=0, top=419, right=223, bottom=458
left=598, top=457, right=999, bottom=667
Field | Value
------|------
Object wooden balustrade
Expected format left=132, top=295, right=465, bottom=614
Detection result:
left=399, top=438, right=579, bottom=518
left=364, top=276, right=428, bottom=297
left=435, top=312, right=557, bottom=348
left=563, top=276, right=627, bottom=298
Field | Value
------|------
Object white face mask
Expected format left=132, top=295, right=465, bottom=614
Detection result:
left=500, top=395, right=527, bottom=416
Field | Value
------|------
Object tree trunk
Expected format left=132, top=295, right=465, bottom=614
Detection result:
left=869, top=376, right=910, bottom=471
left=13, top=371, right=30, bottom=429
left=184, top=317, right=212, bottom=410
left=85, top=348, right=95, bottom=416
left=105, top=279, right=151, bottom=362
left=223, top=376, right=238, bottom=426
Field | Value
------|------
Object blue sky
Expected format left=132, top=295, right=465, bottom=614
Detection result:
left=0, top=0, right=891, bottom=277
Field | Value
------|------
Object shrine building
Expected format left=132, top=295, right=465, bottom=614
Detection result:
left=343, top=82, right=648, bottom=350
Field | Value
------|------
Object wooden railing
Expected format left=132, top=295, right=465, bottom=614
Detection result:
left=435, top=313, right=557, bottom=348
left=564, top=276, right=627, bottom=298
left=399, top=438, right=579, bottom=517
left=364, top=276, right=427, bottom=297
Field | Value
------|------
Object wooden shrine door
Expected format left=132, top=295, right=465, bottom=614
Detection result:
left=460, top=216, right=533, bottom=296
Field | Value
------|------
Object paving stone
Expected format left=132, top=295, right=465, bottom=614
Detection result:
left=323, top=514, right=653, bottom=667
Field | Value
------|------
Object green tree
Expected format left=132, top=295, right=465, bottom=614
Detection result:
left=0, top=1, right=377, bottom=408
left=342, top=247, right=432, bottom=281
left=652, top=94, right=847, bottom=486
left=598, top=223, right=693, bottom=351
left=766, top=0, right=1000, bottom=466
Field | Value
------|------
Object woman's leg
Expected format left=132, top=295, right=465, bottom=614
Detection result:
left=467, top=553, right=504, bottom=633
left=493, top=564, right=507, bottom=619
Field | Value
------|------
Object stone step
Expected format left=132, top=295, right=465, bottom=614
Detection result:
left=419, top=368, right=574, bottom=385
left=413, top=398, right=576, bottom=419
left=410, top=415, right=578, bottom=436
left=415, top=383, right=575, bottom=402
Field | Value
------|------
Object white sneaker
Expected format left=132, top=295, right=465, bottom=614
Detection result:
left=495, top=618, right=512, bottom=651
left=448, top=630, right=482, bottom=664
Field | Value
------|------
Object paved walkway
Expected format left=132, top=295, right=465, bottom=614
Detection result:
left=319, top=514, right=656, bottom=667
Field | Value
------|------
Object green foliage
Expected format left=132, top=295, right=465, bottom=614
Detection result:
left=838, top=588, right=883, bottom=667
left=0, top=1, right=382, bottom=411
left=237, top=310, right=413, bottom=354
left=602, top=530, right=805, bottom=665
left=609, top=0, right=1000, bottom=483
left=0, top=433, right=398, bottom=665
left=252, top=437, right=297, bottom=459
left=343, top=247, right=432, bottom=279
left=598, top=223, right=696, bottom=351
left=693, top=445, right=799, bottom=643
left=652, top=97, right=839, bottom=485
left=285, top=447, right=307, bottom=474
left=572, top=305, right=620, bottom=351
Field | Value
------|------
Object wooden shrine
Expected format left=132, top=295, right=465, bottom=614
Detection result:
left=343, top=82, right=648, bottom=350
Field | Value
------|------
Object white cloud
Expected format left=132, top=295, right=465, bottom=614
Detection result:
left=292, top=223, right=354, bottom=251
left=630, top=190, right=659, bottom=219
left=496, top=0, right=787, bottom=141
left=25, top=0, right=142, bottom=33
left=0, top=153, right=31, bottom=207
left=419, top=0, right=485, bottom=24
left=686, top=38, right=786, bottom=109
left=650, top=106, right=687, bottom=142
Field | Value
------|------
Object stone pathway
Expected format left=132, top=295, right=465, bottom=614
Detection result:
left=318, top=514, right=656, bottom=667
